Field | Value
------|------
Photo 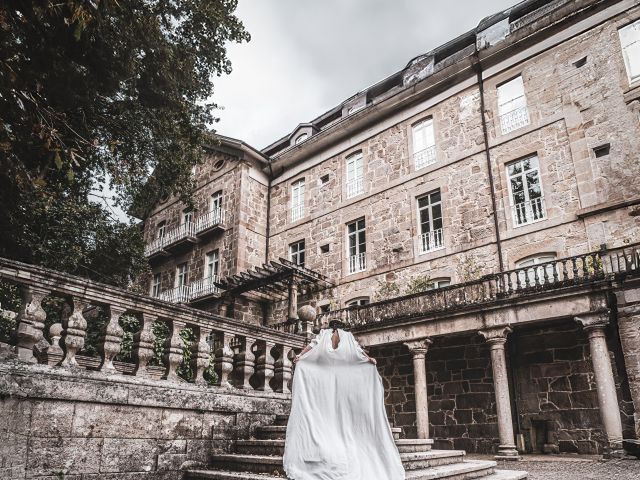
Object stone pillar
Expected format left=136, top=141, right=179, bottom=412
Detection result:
left=479, top=326, right=519, bottom=460
left=133, top=313, right=157, bottom=377
left=274, top=345, right=294, bottom=394
left=15, top=286, right=49, bottom=363
left=616, top=304, right=640, bottom=439
left=288, top=282, right=299, bottom=322
left=403, top=337, right=432, bottom=439
left=190, top=326, right=212, bottom=385
left=59, top=297, right=88, bottom=368
left=235, top=336, right=256, bottom=389
left=162, top=320, right=185, bottom=382
left=576, top=311, right=624, bottom=456
left=214, top=331, right=235, bottom=388
left=256, top=340, right=275, bottom=392
left=98, top=305, right=125, bottom=372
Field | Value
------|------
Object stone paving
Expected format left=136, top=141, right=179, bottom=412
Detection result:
left=469, top=454, right=640, bottom=480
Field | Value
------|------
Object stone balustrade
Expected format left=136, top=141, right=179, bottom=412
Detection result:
left=0, top=257, right=305, bottom=391
left=318, top=244, right=640, bottom=330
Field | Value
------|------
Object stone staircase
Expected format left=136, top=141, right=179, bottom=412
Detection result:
left=186, top=415, right=528, bottom=480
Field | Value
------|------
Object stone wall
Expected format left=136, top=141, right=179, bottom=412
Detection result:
left=0, top=361, right=290, bottom=479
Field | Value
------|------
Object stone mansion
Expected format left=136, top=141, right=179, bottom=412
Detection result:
left=3, top=0, right=640, bottom=478
left=140, top=0, right=640, bottom=457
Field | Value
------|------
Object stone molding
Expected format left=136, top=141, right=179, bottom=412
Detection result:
left=617, top=303, right=640, bottom=318
left=575, top=309, right=611, bottom=332
left=403, top=337, right=432, bottom=357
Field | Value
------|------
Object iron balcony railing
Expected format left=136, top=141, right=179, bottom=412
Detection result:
left=348, top=252, right=366, bottom=274
left=513, top=197, right=545, bottom=226
left=318, top=244, right=640, bottom=329
left=158, top=285, right=192, bottom=304
left=144, top=208, right=226, bottom=257
left=190, top=275, right=220, bottom=300
left=500, top=105, right=530, bottom=135
left=291, top=204, right=304, bottom=222
left=419, top=228, right=444, bottom=253
left=346, top=177, right=364, bottom=198
left=414, top=145, right=437, bottom=170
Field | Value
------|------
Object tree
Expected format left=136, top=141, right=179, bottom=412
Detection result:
left=0, top=0, right=249, bottom=286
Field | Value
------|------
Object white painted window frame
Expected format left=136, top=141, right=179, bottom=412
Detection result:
left=619, top=19, right=640, bottom=84
left=291, top=179, right=305, bottom=222
left=345, top=152, right=364, bottom=199
left=412, top=117, right=436, bottom=170
left=497, top=75, right=529, bottom=135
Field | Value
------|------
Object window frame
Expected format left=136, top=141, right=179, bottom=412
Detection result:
left=205, top=250, right=219, bottom=279
left=151, top=273, right=161, bottom=297
left=346, top=217, right=366, bottom=274
left=411, top=117, right=436, bottom=170
left=211, top=191, right=223, bottom=212
left=289, top=239, right=306, bottom=267
left=505, top=154, right=546, bottom=228
left=291, top=179, right=305, bottom=222
left=346, top=297, right=370, bottom=308
left=417, top=190, right=444, bottom=253
left=157, top=220, right=167, bottom=240
left=619, top=19, right=640, bottom=84
left=345, top=151, right=364, bottom=199
left=515, top=253, right=557, bottom=287
left=497, top=75, right=530, bottom=135
left=175, top=262, right=188, bottom=288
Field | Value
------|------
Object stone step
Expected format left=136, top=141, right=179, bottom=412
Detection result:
left=186, top=471, right=282, bottom=480
left=273, top=414, right=289, bottom=426
left=256, top=424, right=402, bottom=440
left=209, top=450, right=467, bottom=475
left=483, top=470, right=528, bottom=480
left=234, top=438, right=434, bottom=456
left=405, top=460, right=497, bottom=480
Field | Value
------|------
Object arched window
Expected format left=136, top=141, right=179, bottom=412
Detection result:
left=515, top=253, right=557, bottom=287
left=295, top=133, right=308, bottom=144
left=346, top=297, right=369, bottom=308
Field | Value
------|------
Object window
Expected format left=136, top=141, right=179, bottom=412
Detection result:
left=346, top=297, right=370, bottom=307
left=417, top=190, right=444, bottom=253
left=412, top=118, right=436, bottom=170
left=205, top=250, right=219, bottom=279
left=289, top=240, right=305, bottom=267
left=320, top=174, right=330, bottom=184
left=507, top=155, right=546, bottom=227
left=320, top=244, right=330, bottom=254
left=151, top=273, right=161, bottom=297
left=497, top=76, right=529, bottom=134
left=347, top=218, right=366, bottom=274
left=157, top=221, right=166, bottom=239
left=319, top=304, right=330, bottom=313
left=176, top=263, right=188, bottom=288
left=182, top=209, right=194, bottom=225
left=211, top=191, right=223, bottom=212
left=295, top=133, right=308, bottom=145
left=291, top=179, right=305, bottom=222
left=593, top=144, right=610, bottom=158
left=516, top=254, right=557, bottom=287
left=346, top=152, right=364, bottom=198
left=619, top=20, right=640, bottom=83
left=428, top=278, right=451, bottom=289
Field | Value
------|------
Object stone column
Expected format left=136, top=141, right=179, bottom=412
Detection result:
left=162, top=320, right=185, bottom=382
left=190, top=326, right=212, bottom=385
left=403, top=337, right=432, bottom=439
left=15, top=286, right=49, bottom=363
left=98, top=305, right=125, bottom=372
left=617, top=304, right=640, bottom=439
left=479, top=326, right=519, bottom=460
left=576, top=311, right=624, bottom=455
left=288, top=282, right=299, bottom=322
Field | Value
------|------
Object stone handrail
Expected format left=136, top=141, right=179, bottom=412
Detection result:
left=0, top=256, right=305, bottom=393
left=318, top=243, right=640, bottom=330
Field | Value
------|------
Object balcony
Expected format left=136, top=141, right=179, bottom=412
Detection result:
left=346, top=177, right=364, bottom=199
left=348, top=252, right=366, bottom=275
left=190, top=275, right=221, bottom=302
left=194, top=208, right=226, bottom=237
left=291, top=204, right=304, bottom=223
left=414, top=145, right=436, bottom=170
left=144, top=209, right=226, bottom=258
left=157, top=285, right=192, bottom=304
left=500, top=106, right=530, bottom=135
left=419, top=228, right=444, bottom=253
left=513, top=197, right=545, bottom=227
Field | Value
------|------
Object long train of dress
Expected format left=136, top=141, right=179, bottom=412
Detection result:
left=283, top=328, right=405, bottom=480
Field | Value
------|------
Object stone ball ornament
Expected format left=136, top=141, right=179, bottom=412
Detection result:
left=297, top=304, right=317, bottom=323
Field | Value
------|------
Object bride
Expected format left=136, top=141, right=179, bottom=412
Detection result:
left=282, top=320, right=405, bottom=479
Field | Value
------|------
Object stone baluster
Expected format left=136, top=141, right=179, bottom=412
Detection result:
left=235, top=336, right=256, bottom=389
left=274, top=345, right=294, bottom=394
left=479, top=326, right=519, bottom=460
left=15, top=285, right=49, bottom=363
left=256, top=340, right=275, bottom=392
left=214, top=331, right=235, bottom=388
left=59, top=297, right=88, bottom=368
left=98, top=305, right=125, bottom=372
left=190, top=326, right=212, bottom=385
left=162, top=320, right=185, bottom=382
left=575, top=311, right=625, bottom=456
left=403, top=337, right=432, bottom=439
left=133, top=313, right=157, bottom=377
left=42, top=323, right=64, bottom=366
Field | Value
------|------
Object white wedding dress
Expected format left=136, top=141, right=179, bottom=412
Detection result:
left=283, top=328, right=405, bottom=480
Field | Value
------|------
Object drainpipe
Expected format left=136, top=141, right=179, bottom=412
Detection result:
left=474, top=54, right=504, bottom=273
left=265, top=159, right=274, bottom=263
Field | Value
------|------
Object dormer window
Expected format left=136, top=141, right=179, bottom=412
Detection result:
left=295, top=133, right=308, bottom=145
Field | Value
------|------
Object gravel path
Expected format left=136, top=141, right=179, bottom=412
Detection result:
left=468, top=454, right=640, bottom=480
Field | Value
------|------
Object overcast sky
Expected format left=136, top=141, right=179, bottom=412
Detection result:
left=212, top=0, right=518, bottom=150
